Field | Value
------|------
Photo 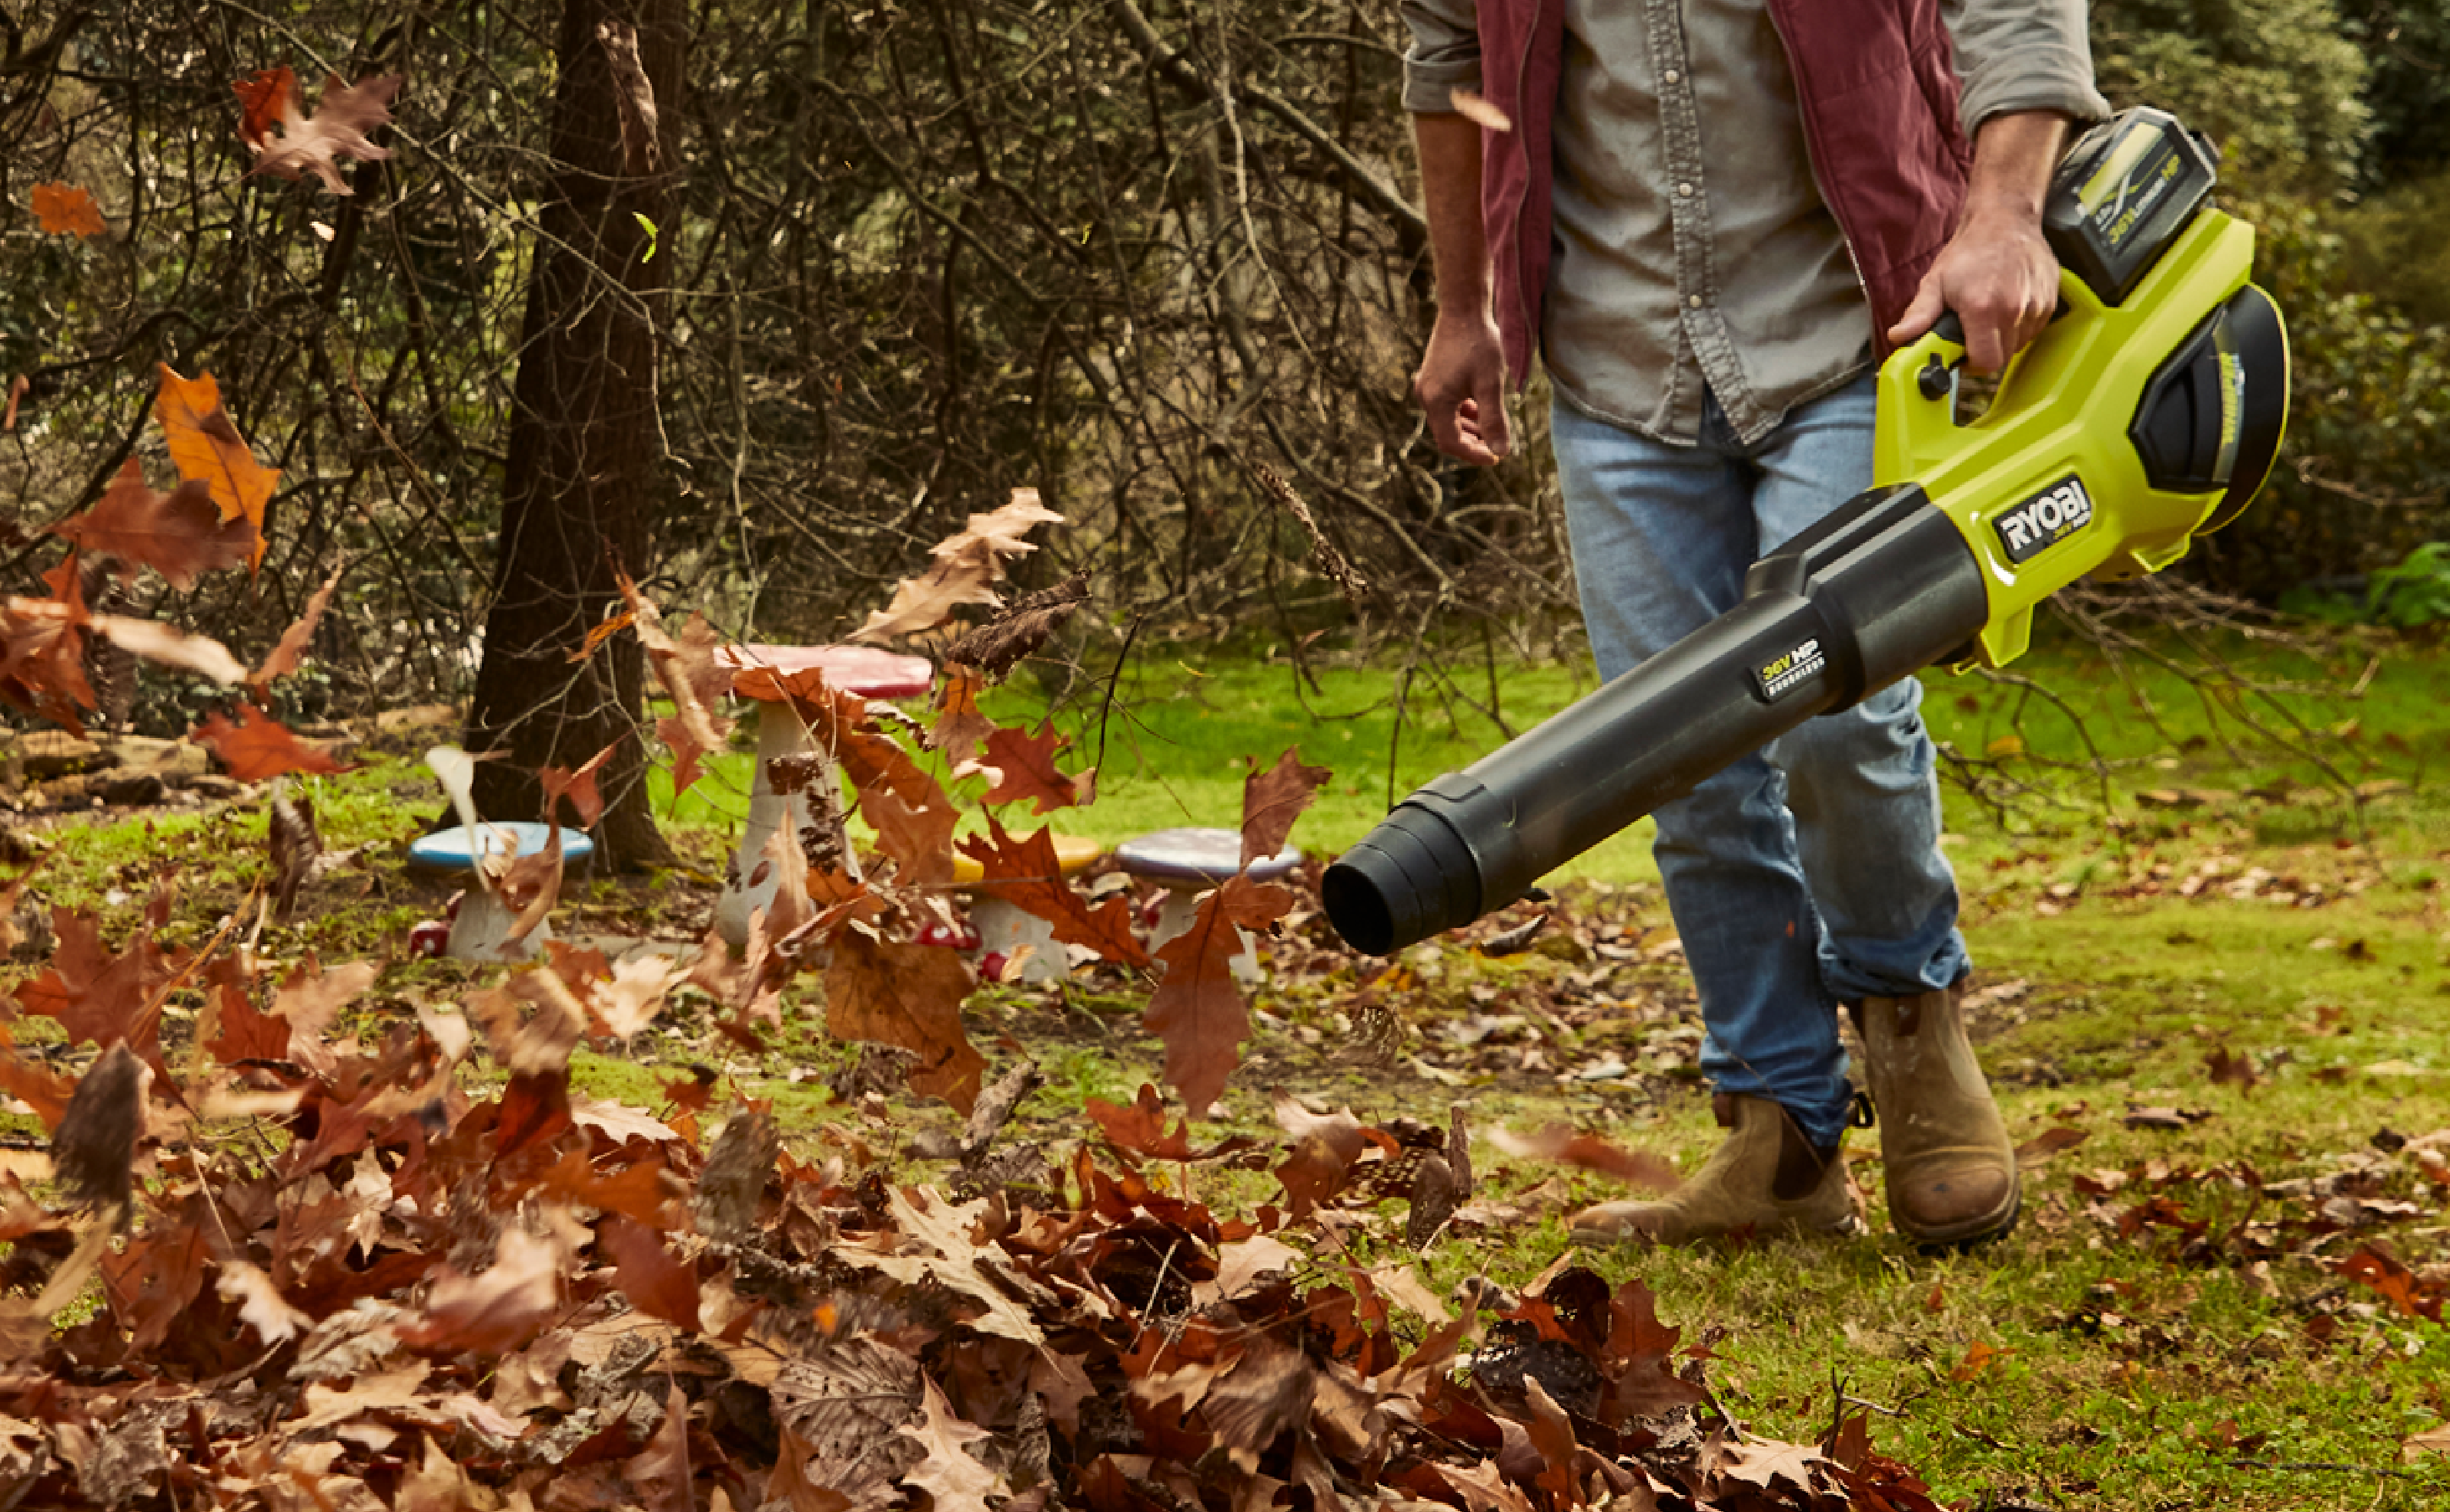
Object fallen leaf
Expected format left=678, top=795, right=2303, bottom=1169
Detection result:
left=896, top=1377, right=1008, bottom=1512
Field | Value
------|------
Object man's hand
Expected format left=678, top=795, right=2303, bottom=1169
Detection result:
left=1416, top=309, right=1511, bottom=464
left=1885, top=110, right=2071, bottom=374
left=1884, top=207, right=2059, bottom=373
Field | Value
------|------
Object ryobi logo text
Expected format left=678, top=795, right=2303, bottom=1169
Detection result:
left=1753, top=636, right=1826, bottom=703
left=1993, top=476, right=2094, bottom=565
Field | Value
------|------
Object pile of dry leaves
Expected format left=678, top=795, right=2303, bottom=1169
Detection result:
left=0, top=923, right=1950, bottom=1510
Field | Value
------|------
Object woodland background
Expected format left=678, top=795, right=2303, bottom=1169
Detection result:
left=1, top=0, right=2446, bottom=846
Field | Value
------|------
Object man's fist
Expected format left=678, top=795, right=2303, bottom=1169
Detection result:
left=1885, top=205, right=2061, bottom=374
left=1414, top=312, right=1512, bottom=465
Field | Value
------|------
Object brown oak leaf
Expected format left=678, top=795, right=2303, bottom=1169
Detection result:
left=52, top=462, right=253, bottom=589
left=1242, top=748, right=1329, bottom=867
left=249, top=561, right=345, bottom=696
left=1145, top=873, right=1293, bottom=1117
left=1085, top=1083, right=1196, bottom=1161
left=404, top=1224, right=564, bottom=1353
left=244, top=72, right=403, bottom=195
left=957, top=818, right=1148, bottom=969
left=602, top=1215, right=700, bottom=1331
left=896, top=1377, right=1008, bottom=1512
left=30, top=182, right=104, bottom=238
left=191, top=703, right=347, bottom=781
left=975, top=720, right=1095, bottom=813
left=854, top=487, right=1065, bottom=643
left=154, top=365, right=277, bottom=566
left=824, top=929, right=985, bottom=1113
left=618, top=574, right=733, bottom=796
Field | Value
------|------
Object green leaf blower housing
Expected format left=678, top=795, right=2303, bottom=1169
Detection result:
left=1325, top=108, right=2290, bottom=956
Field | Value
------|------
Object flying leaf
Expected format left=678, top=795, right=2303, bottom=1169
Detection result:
left=269, top=793, right=320, bottom=923
left=216, top=1259, right=312, bottom=1345
left=52, top=1042, right=149, bottom=1213
left=602, top=1216, right=700, bottom=1331
left=0, top=561, right=98, bottom=730
left=91, top=615, right=247, bottom=686
left=244, top=72, right=403, bottom=196
left=249, top=561, right=345, bottom=695
left=16, top=908, right=178, bottom=1072
left=233, top=67, right=296, bottom=147
left=30, top=182, right=104, bottom=238
left=192, top=703, right=347, bottom=781
left=617, top=574, right=733, bottom=796
left=1085, top=1083, right=1198, bottom=1161
left=929, top=668, right=996, bottom=757
left=53, top=462, right=255, bottom=589
left=853, top=488, right=1066, bottom=643
left=403, top=1224, right=565, bottom=1354
left=941, top=568, right=1090, bottom=682
left=1242, top=748, right=1328, bottom=867
left=1145, top=873, right=1294, bottom=1117
left=1272, top=1091, right=1370, bottom=1218
left=1488, top=1123, right=1679, bottom=1190
left=824, top=929, right=985, bottom=1113
left=974, top=721, right=1095, bottom=813
left=1449, top=89, right=1512, bottom=132
left=154, top=365, right=277, bottom=566
left=541, top=740, right=620, bottom=829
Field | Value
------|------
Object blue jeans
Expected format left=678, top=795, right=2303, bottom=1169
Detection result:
left=1552, top=378, right=1970, bottom=1147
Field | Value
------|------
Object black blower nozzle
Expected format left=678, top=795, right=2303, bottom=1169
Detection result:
left=1322, top=484, right=1991, bottom=955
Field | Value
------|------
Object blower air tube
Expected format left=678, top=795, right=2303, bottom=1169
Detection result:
left=1323, top=484, right=1993, bottom=956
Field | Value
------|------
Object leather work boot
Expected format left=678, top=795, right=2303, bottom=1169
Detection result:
left=1569, top=1093, right=1853, bottom=1246
left=1853, top=983, right=2020, bottom=1248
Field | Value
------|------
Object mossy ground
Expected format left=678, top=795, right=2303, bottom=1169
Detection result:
left=15, top=620, right=2450, bottom=1506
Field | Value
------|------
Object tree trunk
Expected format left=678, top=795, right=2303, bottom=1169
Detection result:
left=465, top=0, right=687, bottom=869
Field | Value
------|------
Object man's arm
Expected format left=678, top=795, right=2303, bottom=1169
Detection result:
left=1893, top=0, right=2113, bottom=372
left=1413, top=112, right=1510, bottom=464
left=1883, top=109, right=2068, bottom=374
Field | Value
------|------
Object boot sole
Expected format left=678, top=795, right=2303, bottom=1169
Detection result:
left=1896, top=1183, right=2022, bottom=1253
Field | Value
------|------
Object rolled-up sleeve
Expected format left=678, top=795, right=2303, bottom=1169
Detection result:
left=1401, top=0, right=1482, bottom=112
left=1943, top=0, right=2112, bottom=135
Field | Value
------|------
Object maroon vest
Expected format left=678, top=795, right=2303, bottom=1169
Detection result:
left=1475, top=0, right=1974, bottom=388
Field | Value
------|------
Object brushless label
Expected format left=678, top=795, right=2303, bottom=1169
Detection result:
left=1994, top=476, right=2094, bottom=564
left=1753, top=636, right=1827, bottom=703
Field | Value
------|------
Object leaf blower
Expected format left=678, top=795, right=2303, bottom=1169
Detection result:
left=1324, top=108, right=2289, bottom=956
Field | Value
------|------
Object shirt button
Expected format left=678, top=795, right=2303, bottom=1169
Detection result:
left=1663, top=68, right=1681, bottom=85
left=1676, top=182, right=1694, bottom=198
left=1687, top=294, right=1704, bottom=309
